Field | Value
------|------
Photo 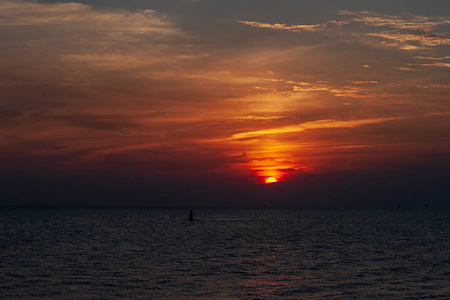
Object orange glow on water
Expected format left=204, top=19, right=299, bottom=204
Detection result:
left=265, top=177, right=277, bottom=184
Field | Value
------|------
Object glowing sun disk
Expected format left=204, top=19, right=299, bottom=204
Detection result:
left=265, top=177, right=277, bottom=184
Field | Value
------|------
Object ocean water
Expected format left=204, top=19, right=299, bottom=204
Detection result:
left=0, top=208, right=449, bottom=299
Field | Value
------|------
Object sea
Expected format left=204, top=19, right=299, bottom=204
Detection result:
left=1, top=207, right=449, bottom=299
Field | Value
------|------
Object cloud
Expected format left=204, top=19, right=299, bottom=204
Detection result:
left=59, top=54, right=143, bottom=69
left=0, top=0, right=177, bottom=36
left=366, top=32, right=450, bottom=49
left=415, top=84, right=450, bottom=89
left=352, top=81, right=379, bottom=84
left=235, top=20, right=324, bottom=32
left=408, top=62, right=450, bottom=68
left=48, top=112, right=143, bottom=131
left=237, top=10, right=450, bottom=51
left=229, top=118, right=398, bottom=140
left=338, top=10, right=449, bottom=31
left=234, top=115, right=285, bottom=121
left=413, top=56, right=444, bottom=60
left=288, top=81, right=375, bottom=98
left=0, top=0, right=217, bottom=114
left=341, top=11, right=450, bottom=50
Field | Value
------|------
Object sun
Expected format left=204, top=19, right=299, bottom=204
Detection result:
left=265, top=177, right=277, bottom=184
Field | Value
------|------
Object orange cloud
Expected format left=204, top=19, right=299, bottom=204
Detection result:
left=352, top=81, right=379, bottom=84
left=338, top=10, right=450, bottom=31
left=366, top=32, right=450, bottom=49
left=229, top=118, right=398, bottom=140
left=235, top=20, right=324, bottom=32
left=237, top=11, right=450, bottom=52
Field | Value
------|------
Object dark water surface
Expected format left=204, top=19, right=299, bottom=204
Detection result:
left=1, top=208, right=449, bottom=299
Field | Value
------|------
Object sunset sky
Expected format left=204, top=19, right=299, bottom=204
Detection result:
left=1, top=0, right=449, bottom=207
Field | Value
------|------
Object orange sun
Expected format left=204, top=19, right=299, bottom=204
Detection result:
left=265, top=177, right=277, bottom=184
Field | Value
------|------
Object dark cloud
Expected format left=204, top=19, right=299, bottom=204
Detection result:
left=49, top=113, right=143, bottom=131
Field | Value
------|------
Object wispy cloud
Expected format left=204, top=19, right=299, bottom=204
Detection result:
left=408, top=62, right=450, bottom=68
left=339, top=11, right=450, bottom=50
left=366, top=32, right=450, bottom=50
left=229, top=118, right=398, bottom=140
left=413, top=56, right=444, bottom=60
left=235, top=20, right=324, bottom=32
left=352, top=81, right=379, bottom=84
left=0, top=0, right=196, bottom=111
left=237, top=10, right=450, bottom=51
left=234, top=115, right=285, bottom=121
left=0, top=0, right=177, bottom=35
left=415, top=84, right=450, bottom=89
left=338, top=10, right=449, bottom=31
left=288, top=82, right=375, bottom=98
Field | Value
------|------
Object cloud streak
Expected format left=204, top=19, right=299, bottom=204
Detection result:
left=237, top=10, right=450, bottom=50
left=229, top=118, right=398, bottom=140
left=338, top=10, right=449, bottom=31
left=235, top=20, right=324, bottom=32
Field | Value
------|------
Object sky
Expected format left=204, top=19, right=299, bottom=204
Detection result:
left=0, top=0, right=449, bottom=207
